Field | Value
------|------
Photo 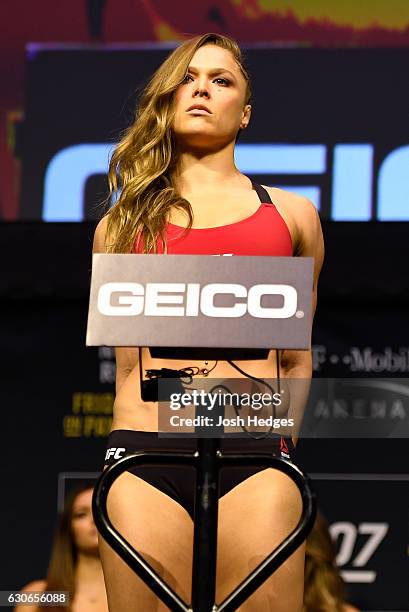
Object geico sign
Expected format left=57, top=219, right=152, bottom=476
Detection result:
left=97, top=282, right=298, bottom=319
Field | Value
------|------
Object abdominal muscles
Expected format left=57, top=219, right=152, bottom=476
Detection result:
left=112, top=348, right=288, bottom=432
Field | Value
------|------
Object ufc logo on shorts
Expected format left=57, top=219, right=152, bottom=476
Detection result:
left=105, top=447, right=125, bottom=460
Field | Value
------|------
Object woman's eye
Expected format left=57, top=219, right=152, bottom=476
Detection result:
left=182, top=75, right=229, bottom=86
left=214, top=77, right=229, bottom=86
left=73, top=512, right=87, bottom=519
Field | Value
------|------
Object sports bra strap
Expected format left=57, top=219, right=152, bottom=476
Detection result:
left=251, top=181, right=272, bottom=204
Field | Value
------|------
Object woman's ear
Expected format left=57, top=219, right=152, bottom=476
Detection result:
left=240, top=104, right=252, bottom=129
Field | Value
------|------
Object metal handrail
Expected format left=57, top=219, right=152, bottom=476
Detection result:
left=92, top=440, right=316, bottom=611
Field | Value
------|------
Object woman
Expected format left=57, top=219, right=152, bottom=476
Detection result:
left=16, top=483, right=108, bottom=612
left=304, top=512, right=360, bottom=612
left=94, top=33, right=324, bottom=611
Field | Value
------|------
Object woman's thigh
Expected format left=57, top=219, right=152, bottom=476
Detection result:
left=98, top=471, right=194, bottom=612
left=216, top=468, right=305, bottom=612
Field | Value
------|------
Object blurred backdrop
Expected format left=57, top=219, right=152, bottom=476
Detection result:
left=1, top=2, right=408, bottom=610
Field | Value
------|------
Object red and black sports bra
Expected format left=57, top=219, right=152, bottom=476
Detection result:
left=135, top=182, right=293, bottom=256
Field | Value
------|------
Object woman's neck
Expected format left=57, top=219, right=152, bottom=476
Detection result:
left=173, top=144, right=245, bottom=194
left=75, top=552, right=105, bottom=584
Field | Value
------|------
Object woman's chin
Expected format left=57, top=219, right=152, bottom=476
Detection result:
left=176, top=133, right=232, bottom=153
left=79, top=541, right=100, bottom=556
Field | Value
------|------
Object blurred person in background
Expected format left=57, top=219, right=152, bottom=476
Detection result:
left=304, top=511, right=360, bottom=612
left=16, top=482, right=108, bottom=612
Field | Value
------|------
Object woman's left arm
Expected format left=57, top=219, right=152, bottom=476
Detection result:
left=279, top=195, right=325, bottom=444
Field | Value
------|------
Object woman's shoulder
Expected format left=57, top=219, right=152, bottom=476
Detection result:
left=263, top=185, right=318, bottom=222
left=342, top=604, right=360, bottom=612
left=93, top=215, right=109, bottom=254
left=19, top=580, right=47, bottom=592
left=14, top=581, right=47, bottom=611
left=263, top=185, right=321, bottom=255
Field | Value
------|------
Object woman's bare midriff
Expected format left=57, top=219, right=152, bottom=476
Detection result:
left=112, top=347, right=289, bottom=432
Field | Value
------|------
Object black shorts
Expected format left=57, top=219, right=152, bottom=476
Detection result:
left=104, top=430, right=296, bottom=521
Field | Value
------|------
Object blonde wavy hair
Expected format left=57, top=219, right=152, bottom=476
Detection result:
left=104, top=33, right=252, bottom=254
left=303, top=512, right=352, bottom=612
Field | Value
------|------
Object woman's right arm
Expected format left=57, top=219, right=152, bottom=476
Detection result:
left=92, top=217, right=139, bottom=394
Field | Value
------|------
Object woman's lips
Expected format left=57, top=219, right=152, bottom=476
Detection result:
left=186, top=106, right=211, bottom=114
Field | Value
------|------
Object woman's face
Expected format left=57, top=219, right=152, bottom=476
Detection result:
left=173, top=44, right=251, bottom=149
left=71, top=488, right=99, bottom=554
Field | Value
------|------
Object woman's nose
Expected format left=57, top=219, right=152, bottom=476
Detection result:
left=193, top=81, right=210, bottom=98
